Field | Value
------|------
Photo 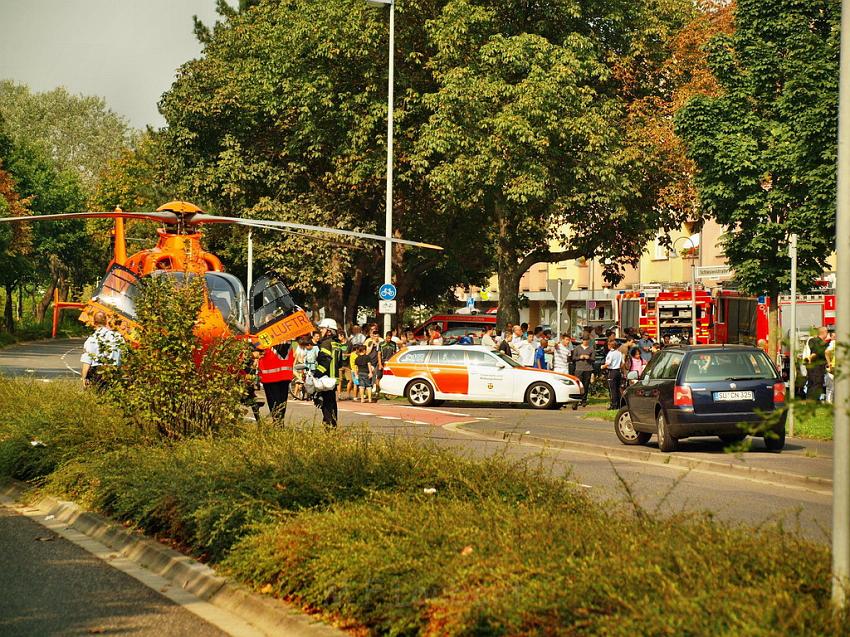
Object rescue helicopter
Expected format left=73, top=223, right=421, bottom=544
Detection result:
left=0, top=201, right=442, bottom=348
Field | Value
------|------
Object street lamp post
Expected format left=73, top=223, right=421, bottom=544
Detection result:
left=833, top=0, right=850, bottom=610
left=367, top=0, right=395, bottom=335
left=788, top=234, right=798, bottom=438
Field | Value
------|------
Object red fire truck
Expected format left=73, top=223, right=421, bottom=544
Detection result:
left=618, top=287, right=835, bottom=345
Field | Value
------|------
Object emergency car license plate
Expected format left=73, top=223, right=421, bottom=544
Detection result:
left=713, top=391, right=754, bottom=402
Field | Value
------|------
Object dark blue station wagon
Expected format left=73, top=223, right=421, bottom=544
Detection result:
left=615, top=345, right=787, bottom=452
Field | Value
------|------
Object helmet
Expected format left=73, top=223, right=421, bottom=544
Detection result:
left=317, top=318, right=339, bottom=331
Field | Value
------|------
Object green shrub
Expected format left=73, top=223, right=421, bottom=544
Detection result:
left=225, top=495, right=848, bottom=636
left=43, top=425, right=582, bottom=561
left=108, top=274, right=252, bottom=438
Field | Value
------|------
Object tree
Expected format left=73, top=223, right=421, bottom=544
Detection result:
left=159, top=0, right=491, bottom=323
left=0, top=81, right=134, bottom=199
left=676, top=0, right=840, bottom=356
left=414, top=0, right=696, bottom=327
left=1, top=133, right=91, bottom=322
left=0, top=139, right=33, bottom=332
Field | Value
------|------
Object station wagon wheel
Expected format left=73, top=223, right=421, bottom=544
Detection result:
left=405, top=379, right=435, bottom=407
left=526, top=382, right=555, bottom=410
left=656, top=410, right=678, bottom=452
left=614, top=407, right=651, bottom=446
left=763, top=422, right=785, bottom=452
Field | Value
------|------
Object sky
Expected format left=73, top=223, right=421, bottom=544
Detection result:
left=0, top=0, right=226, bottom=130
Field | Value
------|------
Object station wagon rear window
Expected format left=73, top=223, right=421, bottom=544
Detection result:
left=683, top=351, right=778, bottom=382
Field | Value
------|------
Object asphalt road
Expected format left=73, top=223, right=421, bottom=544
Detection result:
left=0, top=339, right=834, bottom=543
left=0, top=505, right=229, bottom=637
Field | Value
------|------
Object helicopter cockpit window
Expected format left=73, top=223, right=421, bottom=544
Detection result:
left=93, top=265, right=141, bottom=319
left=205, top=272, right=248, bottom=333
left=250, top=275, right=298, bottom=333
left=148, top=271, right=248, bottom=333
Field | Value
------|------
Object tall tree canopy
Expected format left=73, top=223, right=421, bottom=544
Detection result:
left=676, top=0, right=839, bottom=353
left=0, top=81, right=134, bottom=199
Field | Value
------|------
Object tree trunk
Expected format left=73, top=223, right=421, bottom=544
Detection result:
left=17, top=285, right=23, bottom=321
left=344, top=261, right=367, bottom=330
left=496, top=267, right=522, bottom=330
left=4, top=285, right=14, bottom=333
left=767, top=291, right=780, bottom=363
left=326, top=284, right=344, bottom=325
left=36, top=281, right=57, bottom=323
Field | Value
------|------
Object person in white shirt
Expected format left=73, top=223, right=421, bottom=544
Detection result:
left=481, top=325, right=497, bottom=349
left=80, top=311, right=124, bottom=390
left=515, top=333, right=536, bottom=367
left=602, top=340, right=624, bottom=410
left=553, top=334, right=572, bottom=374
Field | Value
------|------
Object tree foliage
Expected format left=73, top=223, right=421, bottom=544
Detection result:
left=0, top=81, right=134, bottom=199
left=158, top=0, right=697, bottom=325
left=676, top=0, right=839, bottom=351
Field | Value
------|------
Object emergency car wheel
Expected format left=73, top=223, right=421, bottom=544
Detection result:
left=526, top=382, right=555, bottom=410
left=406, top=379, right=435, bottom=407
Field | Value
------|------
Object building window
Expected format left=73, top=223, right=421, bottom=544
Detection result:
left=653, top=235, right=669, bottom=260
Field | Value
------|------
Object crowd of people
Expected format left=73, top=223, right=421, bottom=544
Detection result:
left=79, top=308, right=836, bottom=430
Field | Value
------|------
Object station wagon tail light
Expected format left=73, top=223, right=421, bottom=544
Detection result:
left=773, top=382, right=785, bottom=404
left=382, top=366, right=393, bottom=376
left=673, top=385, right=693, bottom=407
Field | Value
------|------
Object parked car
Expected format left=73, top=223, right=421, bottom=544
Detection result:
left=614, top=345, right=786, bottom=452
left=381, top=345, right=582, bottom=409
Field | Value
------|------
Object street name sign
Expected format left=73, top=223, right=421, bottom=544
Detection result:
left=694, top=265, right=733, bottom=280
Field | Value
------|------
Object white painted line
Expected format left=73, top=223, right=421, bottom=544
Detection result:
left=378, top=416, right=402, bottom=421
left=61, top=346, right=82, bottom=376
left=403, top=420, right=429, bottom=425
left=355, top=412, right=373, bottom=416
left=403, top=405, right=471, bottom=417
left=475, top=417, right=490, bottom=421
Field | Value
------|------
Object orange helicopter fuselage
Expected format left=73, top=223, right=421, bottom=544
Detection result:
left=85, top=217, right=236, bottom=344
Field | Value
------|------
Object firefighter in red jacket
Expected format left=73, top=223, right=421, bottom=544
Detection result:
left=258, top=341, right=295, bottom=422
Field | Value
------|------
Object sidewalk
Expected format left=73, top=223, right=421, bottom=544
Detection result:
left=460, top=414, right=834, bottom=489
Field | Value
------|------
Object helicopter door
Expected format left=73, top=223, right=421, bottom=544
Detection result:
left=91, top=264, right=142, bottom=320
left=250, top=274, right=314, bottom=349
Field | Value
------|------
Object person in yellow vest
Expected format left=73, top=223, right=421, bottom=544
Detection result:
left=257, top=341, right=295, bottom=423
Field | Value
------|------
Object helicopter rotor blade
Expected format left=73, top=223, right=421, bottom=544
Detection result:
left=189, top=214, right=444, bottom=251
left=0, top=211, right=180, bottom=224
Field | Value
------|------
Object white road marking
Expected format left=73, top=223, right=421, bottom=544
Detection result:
left=403, top=405, right=471, bottom=417
left=355, top=412, right=373, bottom=416
left=475, top=417, right=490, bottom=421
left=403, top=420, right=430, bottom=425
left=61, top=345, right=82, bottom=376
left=378, top=416, right=402, bottom=421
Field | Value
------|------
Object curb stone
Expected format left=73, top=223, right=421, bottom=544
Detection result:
left=0, top=480, right=345, bottom=637
left=462, top=425, right=833, bottom=493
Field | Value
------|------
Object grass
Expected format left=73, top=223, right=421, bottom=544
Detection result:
left=581, top=409, right=616, bottom=422
left=0, top=377, right=848, bottom=635
left=791, top=402, right=835, bottom=440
